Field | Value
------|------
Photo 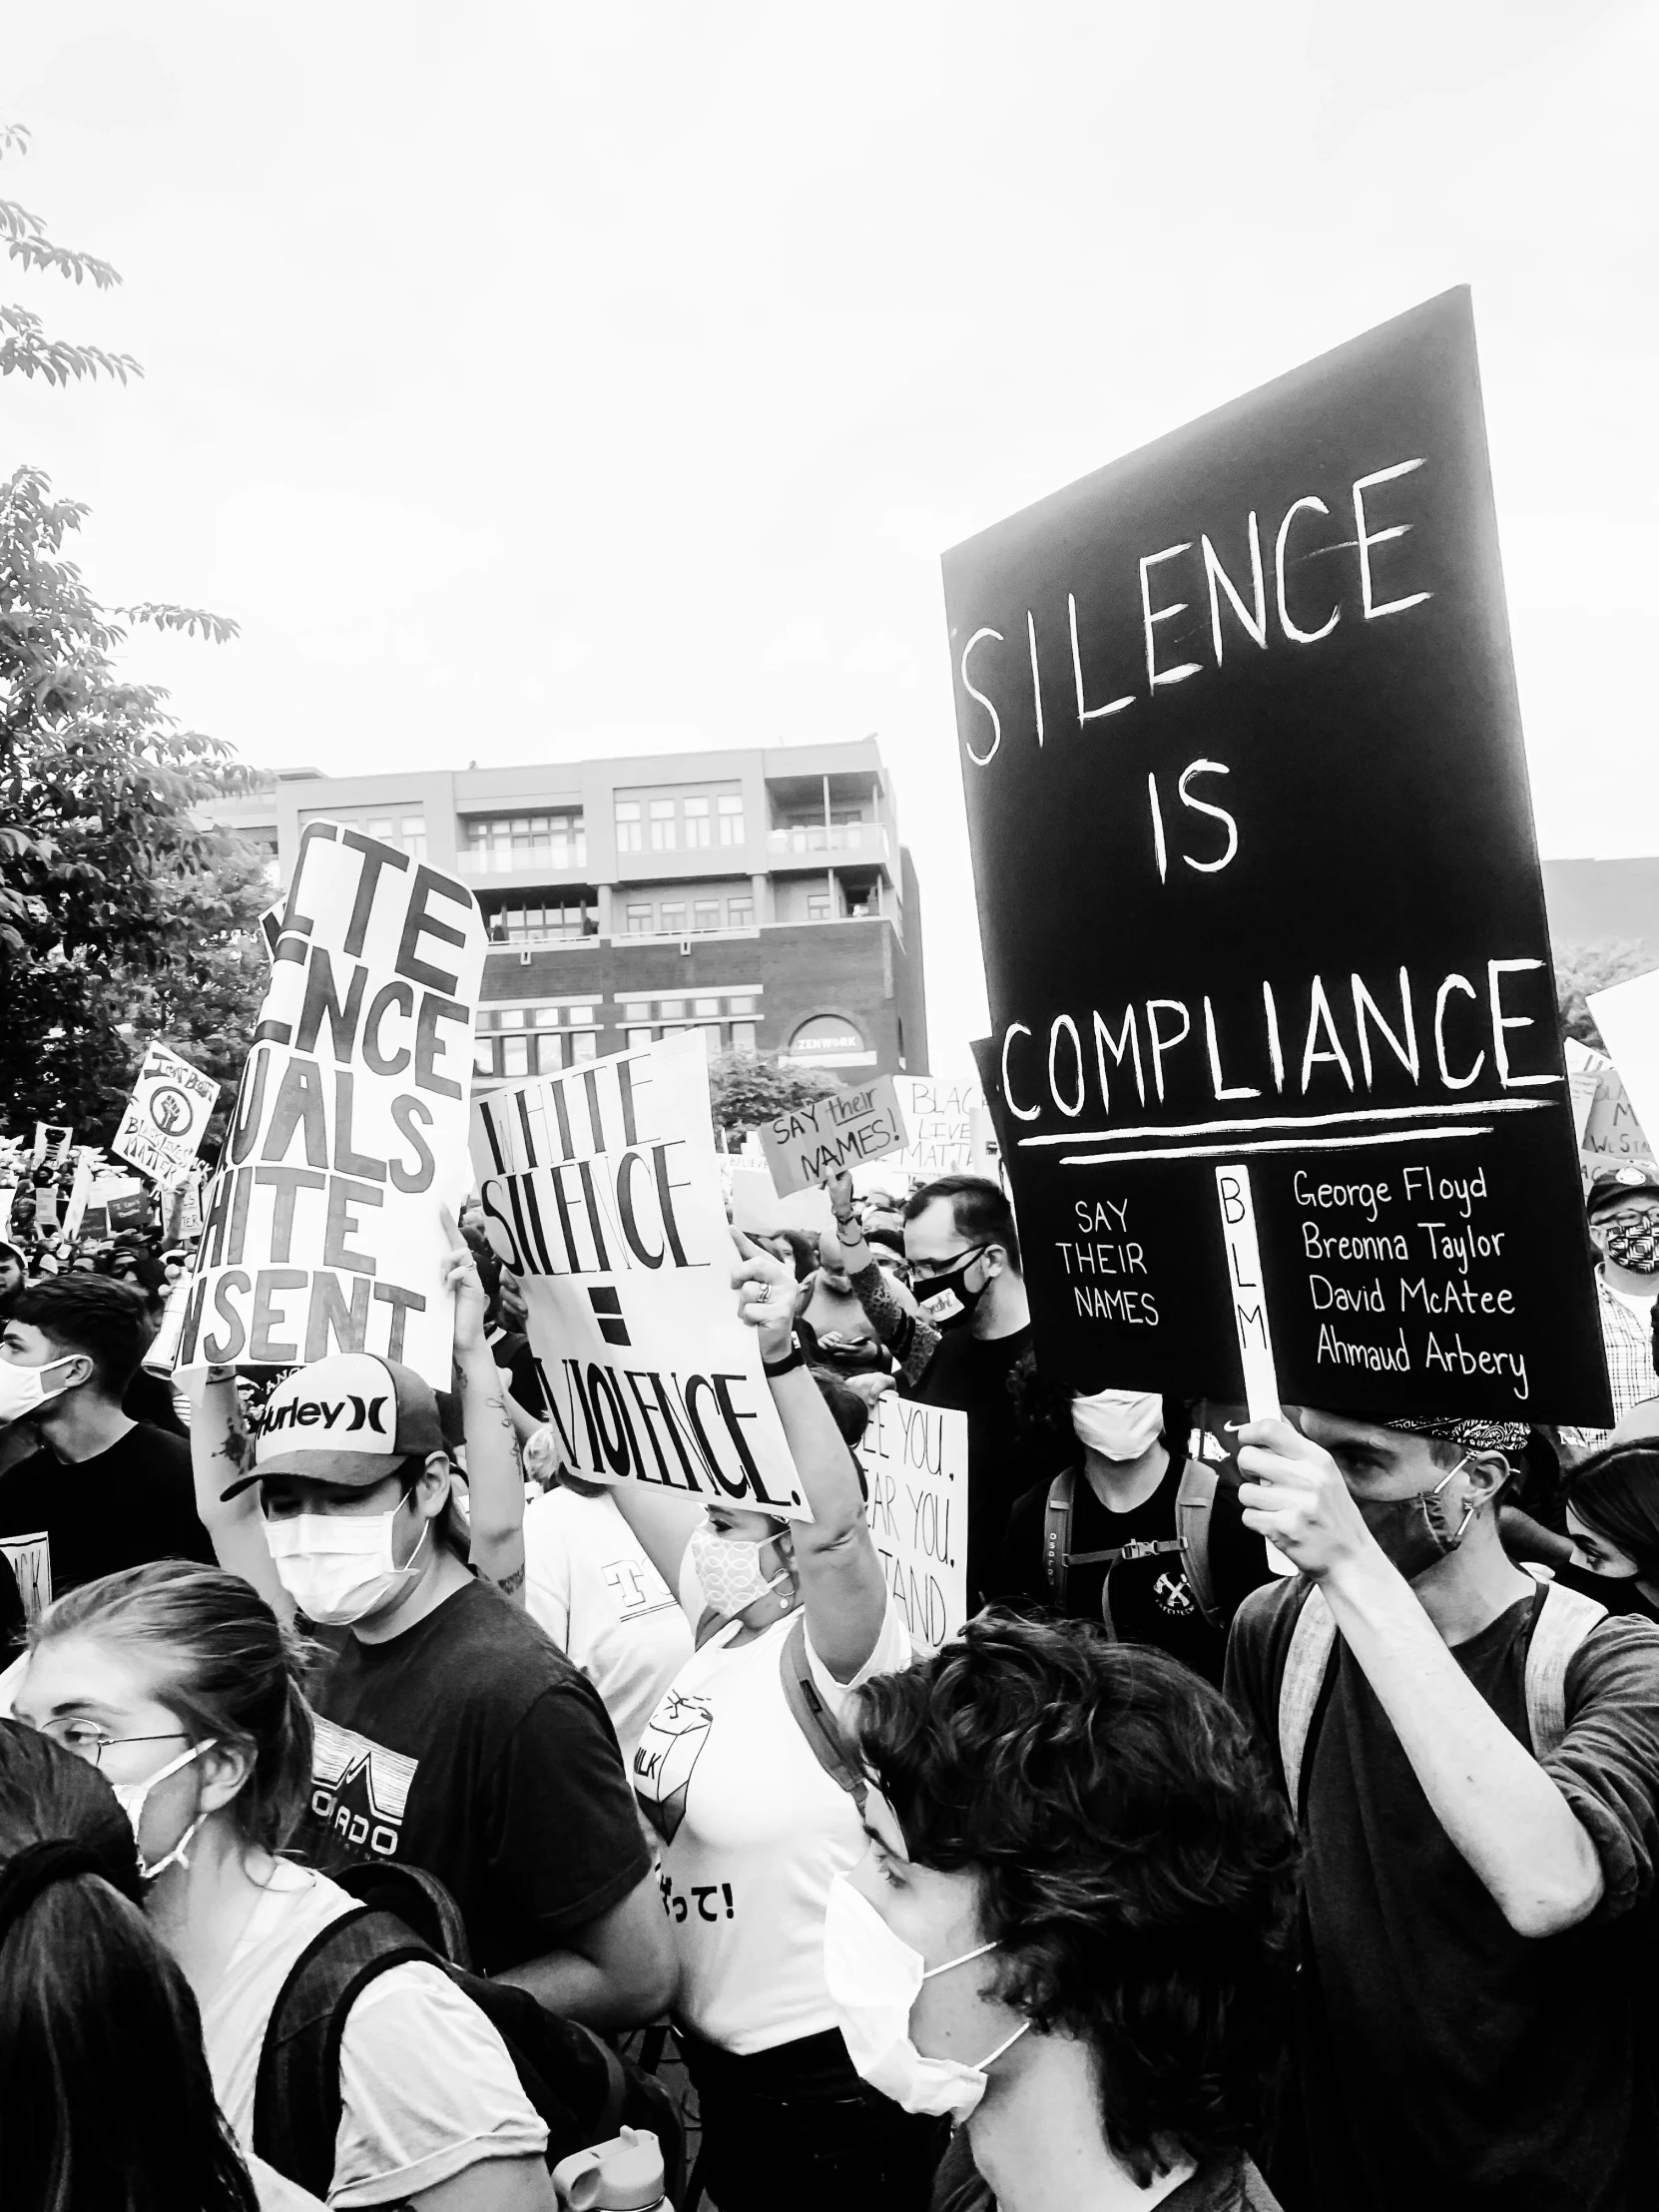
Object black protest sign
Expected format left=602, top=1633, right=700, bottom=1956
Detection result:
left=174, top=825, right=488, bottom=1387
left=952, top=290, right=1608, bottom=1424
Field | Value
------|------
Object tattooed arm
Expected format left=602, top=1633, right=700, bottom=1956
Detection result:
left=185, top=1365, right=295, bottom=1623
left=445, top=1219, right=528, bottom=1603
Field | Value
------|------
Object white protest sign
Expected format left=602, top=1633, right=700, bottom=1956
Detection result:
left=60, top=1147, right=99, bottom=1242
left=893, top=1075, right=994, bottom=1178
left=471, top=1033, right=806, bottom=1515
left=729, top=1167, right=836, bottom=1241
left=1564, top=1037, right=1604, bottom=1151
left=860, top=1392, right=968, bottom=1652
left=112, top=1041, right=220, bottom=1184
left=0, top=1533, right=51, bottom=1623
left=1586, top=975, right=1659, bottom=1184
left=32, top=1122, right=72, bottom=1165
left=175, top=824, right=488, bottom=1388
left=760, top=1076, right=908, bottom=1197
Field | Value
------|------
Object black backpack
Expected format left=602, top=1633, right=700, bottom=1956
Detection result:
left=252, top=1861, right=683, bottom=2203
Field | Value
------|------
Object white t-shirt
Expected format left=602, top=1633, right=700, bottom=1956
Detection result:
left=522, top=1485, right=694, bottom=1769
left=631, top=1561, right=910, bottom=2054
left=199, top=1860, right=547, bottom=2209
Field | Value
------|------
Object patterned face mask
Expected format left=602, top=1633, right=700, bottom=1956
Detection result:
left=1603, top=1217, right=1659, bottom=1275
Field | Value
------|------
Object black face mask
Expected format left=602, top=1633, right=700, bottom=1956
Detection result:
left=1356, top=1461, right=1473, bottom=1581
left=910, top=1246, right=988, bottom=1332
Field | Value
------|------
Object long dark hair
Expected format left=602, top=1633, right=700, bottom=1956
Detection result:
left=0, top=1721, right=261, bottom=2212
left=1567, top=1443, right=1659, bottom=1575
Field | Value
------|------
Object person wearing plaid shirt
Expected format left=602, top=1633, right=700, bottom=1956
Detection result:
left=1563, top=1169, right=1659, bottom=1454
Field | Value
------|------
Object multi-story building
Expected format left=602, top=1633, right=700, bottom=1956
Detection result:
left=214, top=739, right=929, bottom=1090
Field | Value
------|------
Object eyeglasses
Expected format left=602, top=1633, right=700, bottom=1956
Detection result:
left=34, top=1721, right=189, bottom=1769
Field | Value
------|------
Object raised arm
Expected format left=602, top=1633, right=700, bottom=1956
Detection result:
left=822, top=1170, right=939, bottom=1387
left=444, top=1212, right=527, bottom=1603
left=1238, top=1418, right=1605, bottom=1937
left=184, top=1366, right=293, bottom=1624
left=733, top=1233, right=889, bottom=1681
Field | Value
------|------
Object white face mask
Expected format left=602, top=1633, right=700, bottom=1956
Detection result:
left=1070, top=1388, right=1164, bottom=1462
left=266, top=1492, right=431, bottom=1627
left=823, top=1874, right=1029, bottom=2122
left=689, top=1519, right=792, bottom=1621
left=110, top=1737, right=219, bottom=1882
left=0, top=1356, right=78, bottom=1427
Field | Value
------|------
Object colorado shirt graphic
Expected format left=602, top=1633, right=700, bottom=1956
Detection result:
left=309, top=1713, right=419, bottom=1860
left=632, top=1688, right=713, bottom=1845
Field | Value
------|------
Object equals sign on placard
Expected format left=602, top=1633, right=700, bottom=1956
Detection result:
left=588, top=1286, right=631, bottom=1347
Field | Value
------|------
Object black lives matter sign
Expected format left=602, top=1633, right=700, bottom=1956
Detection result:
left=950, top=290, right=1609, bottom=1424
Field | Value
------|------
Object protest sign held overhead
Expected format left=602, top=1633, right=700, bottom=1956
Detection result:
left=175, top=824, right=489, bottom=1389
left=861, top=1392, right=968, bottom=1653
left=32, top=1123, right=72, bottom=1166
left=891, top=1075, right=995, bottom=1180
left=471, top=1031, right=805, bottom=1515
left=951, top=288, right=1608, bottom=1423
left=112, top=1041, right=220, bottom=1184
left=760, top=1075, right=907, bottom=1196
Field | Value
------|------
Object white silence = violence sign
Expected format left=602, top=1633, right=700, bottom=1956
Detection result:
left=174, top=825, right=488, bottom=1388
left=471, top=1031, right=805, bottom=1516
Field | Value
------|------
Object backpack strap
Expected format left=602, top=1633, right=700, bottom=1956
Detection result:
left=779, top=1614, right=866, bottom=1813
left=1524, top=1579, right=1607, bottom=1760
left=1043, top=1468, right=1075, bottom=1607
left=1175, top=1457, right=1221, bottom=1628
left=253, top=1906, right=432, bottom=2200
left=1278, top=1583, right=1338, bottom=1819
left=332, top=1858, right=474, bottom=1969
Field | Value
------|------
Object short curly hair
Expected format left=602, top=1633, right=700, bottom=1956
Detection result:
left=852, top=1611, right=1298, bottom=2185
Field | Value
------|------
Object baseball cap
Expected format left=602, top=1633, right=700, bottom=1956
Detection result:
left=221, top=1353, right=445, bottom=1499
left=1586, top=1165, right=1659, bottom=1220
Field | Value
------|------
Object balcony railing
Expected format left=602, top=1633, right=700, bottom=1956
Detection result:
left=460, top=842, right=588, bottom=876
left=766, top=823, right=889, bottom=861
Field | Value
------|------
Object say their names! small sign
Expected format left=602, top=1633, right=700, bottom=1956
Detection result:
left=760, top=1077, right=909, bottom=1196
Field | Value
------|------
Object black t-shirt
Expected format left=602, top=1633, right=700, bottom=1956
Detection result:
left=993, top=1450, right=1273, bottom=1683
left=0, top=1421, right=214, bottom=1607
left=296, top=1577, right=651, bottom=1974
left=908, top=1323, right=1064, bottom=1607
left=1227, top=1578, right=1659, bottom=2211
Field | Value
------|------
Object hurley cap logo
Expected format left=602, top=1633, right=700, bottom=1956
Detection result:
left=252, top=1353, right=406, bottom=1470
left=253, top=1392, right=390, bottom=1438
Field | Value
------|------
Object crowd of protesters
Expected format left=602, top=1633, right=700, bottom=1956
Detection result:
left=3, top=1145, right=1659, bottom=2212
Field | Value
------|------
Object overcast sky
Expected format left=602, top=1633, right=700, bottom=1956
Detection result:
left=5, top=1, right=1654, bottom=1073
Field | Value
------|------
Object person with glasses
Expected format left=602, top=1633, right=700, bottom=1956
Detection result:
left=823, top=1173, right=1066, bottom=1605
left=11, top=1559, right=553, bottom=2209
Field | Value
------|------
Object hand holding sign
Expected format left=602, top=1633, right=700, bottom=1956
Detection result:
left=440, top=1204, right=487, bottom=1361
left=1237, top=1416, right=1375, bottom=1580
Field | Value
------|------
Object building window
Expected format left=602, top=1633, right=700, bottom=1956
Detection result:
left=693, top=996, right=720, bottom=1017
left=616, top=802, right=643, bottom=853
left=366, top=814, right=426, bottom=859
left=649, top=800, right=678, bottom=851
left=501, top=1035, right=531, bottom=1077
left=474, top=1039, right=496, bottom=1077
left=718, top=795, right=746, bottom=845
left=659, top=901, right=686, bottom=934
left=567, top=1004, right=595, bottom=1025
left=489, top=900, right=594, bottom=944
left=462, top=811, right=585, bottom=873
left=572, top=1030, right=598, bottom=1063
left=659, top=999, right=685, bottom=1019
left=684, top=797, right=711, bottom=848
left=625, top=1026, right=654, bottom=1049
left=807, top=891, right=831, bottom=921
left=728, top=995, right=757, bottom=1017
left=622, top=1001, right=650, bottom=1021
left=731, top=1020, right=758, bottom=1053
left=693, top=901, right=720, bottom=933
left=728, top=895, right=753, bottom=929
left=625, top=904, right=654, bottom=934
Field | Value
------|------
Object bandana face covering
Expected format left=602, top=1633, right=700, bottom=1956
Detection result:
left=1603, top=1217, right=1659, bottom=1275
left=824, top=1875, right=1028, bottom=2122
